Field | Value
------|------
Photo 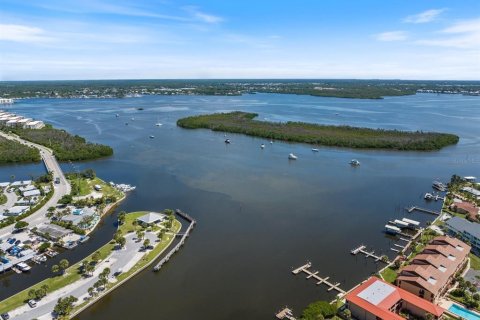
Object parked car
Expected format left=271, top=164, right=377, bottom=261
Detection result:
left=54, top=177, right=60, bottom=184
left=1, top=312, right=10, bottom=320
left=28, top=299, right=37, bottom=308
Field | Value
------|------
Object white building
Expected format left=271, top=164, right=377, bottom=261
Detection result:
left=4, top=205, right=30, bottom=216
left=0, top=98, right=14, bottom=104
left=16, top=118, right=32, bottom=128
left=26, top=120, right=45, bottom=129
left=23, top=189, right=41, bottom=197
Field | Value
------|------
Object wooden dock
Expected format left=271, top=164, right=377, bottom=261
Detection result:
left=350, top=245, right=387, bottom=262
left=153, top=209, right=196, bottom=272
left=406, top=206, right=440, bottom=215
left=275, top=307, right=296, bottom=320
left=292, top=262, right=346, bottom=294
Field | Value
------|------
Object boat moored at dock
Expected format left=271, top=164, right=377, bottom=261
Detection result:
left=385, top=224, right=401, bottom=235
left=432, top=180, right=447, bottom=191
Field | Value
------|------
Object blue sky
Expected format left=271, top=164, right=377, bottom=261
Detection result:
left=0, top=0, right=479, bottom=80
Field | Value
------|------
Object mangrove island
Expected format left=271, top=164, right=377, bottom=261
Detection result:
left=177, top=111, right=459, bottom=151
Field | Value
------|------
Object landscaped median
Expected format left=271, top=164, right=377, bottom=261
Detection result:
left=0, top=210, right=181, bottom=316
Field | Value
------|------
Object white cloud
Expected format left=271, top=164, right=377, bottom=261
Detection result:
left=183, top=6, right=223, bottom=24
left=404, top=9, right=446, bottom=24
left=0, top=24, right=53, bottom=43
left=374, top=31, right=408, bottom=41
left=416, top=18, right=480, bottom=48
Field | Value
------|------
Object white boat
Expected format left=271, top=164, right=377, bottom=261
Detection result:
left=115, top=113, right=119, bottom=117
left=149, top=135, right=155, bottom=139
left=155, top=123, right=162, bottom=127
left=16, top=262, right=31, bottom=272
left=288, top=153, right=297, bottom=160
left=260, top=144, right=265, bottom=149
left=424, top=193, right=434, bottom=200
left=350, top=159, right=360, bottom=166
left=225, top=139, right=231, bottom=144
left=270, top=140, right=273, bottom=144
left=432, top=180, right=447, bottom=191
left=312, top=148, right=319, bottom=152
left=131, top=117, right=135, bottom=121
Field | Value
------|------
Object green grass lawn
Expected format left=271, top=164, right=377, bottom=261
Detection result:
left=380, top=267, right=398, bottom=283
left=470, top=253, right=480, bottom=271
left=70, top=177, right=124, bottom=199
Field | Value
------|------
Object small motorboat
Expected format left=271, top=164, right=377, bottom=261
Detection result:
left=261, top=144, right=265, bottom=149
left=270, top=140, right=273, bottom=144
left=115, top=113, right=119, bottom=117
left=424, top=193, right=434, bottom=200
left=149, top=135, right=155, bottom=139
left=312, top=148, right=319, bottom=152
left=155, top=123, right=162, bottom=127
left=350, top=159, right=360, bottom=166
left=131, top=117, right=135, bottom=121
left=225, top=139, right=231, bottom=144
left=288, top=153, right=297, bottom=160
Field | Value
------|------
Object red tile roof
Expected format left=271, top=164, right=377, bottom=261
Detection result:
left=346, top=277, right=444, bottom=319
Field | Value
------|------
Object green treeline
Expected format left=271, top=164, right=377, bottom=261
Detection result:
left=0, top=136, right=41, bottom=163
left=6, top=126, right=113, bottom=161
left=177, top=112, right=459, bottom=151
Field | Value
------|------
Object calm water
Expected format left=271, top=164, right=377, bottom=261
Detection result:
left=1, top=93, right=479, bottom=319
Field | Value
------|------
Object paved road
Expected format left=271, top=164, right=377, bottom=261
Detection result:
left=11, top=232, right=158, bottom=320
left=0, top=131, right=71, bottom=239
left=0, top=188, right=17, bottom=213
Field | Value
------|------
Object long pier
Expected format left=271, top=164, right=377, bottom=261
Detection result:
left=153, top=209, right=196, bottom=271
left=292, top=262, right=346, bottom=294
left=406, top=206, right=440, bottom=215
left=350, top=245, right=388, bottom=262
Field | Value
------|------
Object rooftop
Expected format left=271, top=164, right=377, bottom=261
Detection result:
left=136, top=212, right=166, bottom=224
left=346, top=277, right=444, bottom=319
left=446, top=216, right=480, bottom=239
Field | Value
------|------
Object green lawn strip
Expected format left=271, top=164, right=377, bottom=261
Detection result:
left=0, top=193, right=6, bottom=205
left=0, top=242, right=114, bottom=314
left=380, top=267, right=398, bottom=284
left=470, top=253, right=480, bottom=271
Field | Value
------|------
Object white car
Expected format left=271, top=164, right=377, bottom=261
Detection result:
left=28, top=300, right=37, bottom=308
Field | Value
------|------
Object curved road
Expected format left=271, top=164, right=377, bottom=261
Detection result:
left=0, top=131, right=71, bottom=239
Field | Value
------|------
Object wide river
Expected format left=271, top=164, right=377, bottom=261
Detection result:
left=0, top=93, right=479, bottom=319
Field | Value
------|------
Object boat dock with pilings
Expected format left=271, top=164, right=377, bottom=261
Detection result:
left=292, top=262, right=346, bottom=295
left=350, top=245, right=388, bottom=262
left=405, top=206, right=440, bottom=215
left=153, top=209, right=196, bottom=272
